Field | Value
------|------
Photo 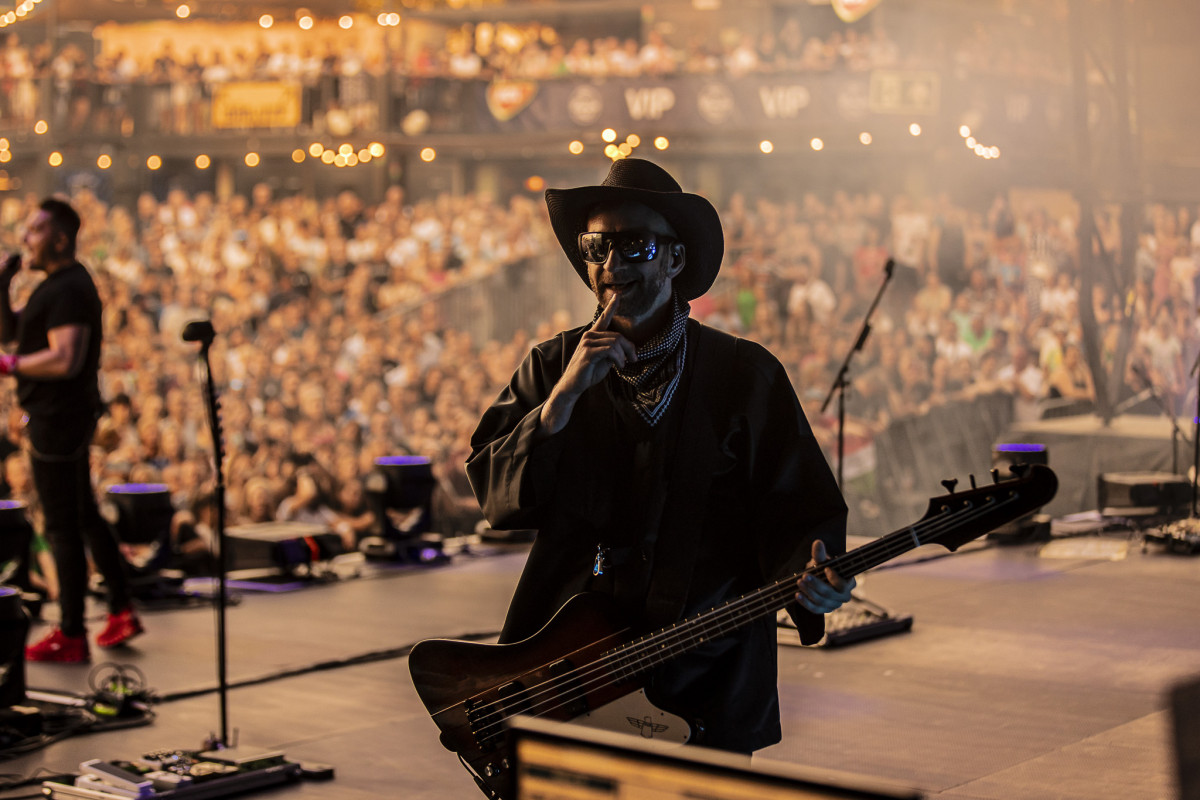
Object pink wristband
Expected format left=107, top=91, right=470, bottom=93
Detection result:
left=0, top=354, right=17, bottom=375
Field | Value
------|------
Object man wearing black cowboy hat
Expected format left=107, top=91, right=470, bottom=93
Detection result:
left=467, top=158, right=851, bottom=754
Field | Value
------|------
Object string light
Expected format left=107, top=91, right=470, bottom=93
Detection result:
left=259, top=14, right=273, bottom=29
left=176, top=4, right=190, bottom=19
left=810, top=138, right=824, bottom=151
left=146, top=155, right=162, bottom=170
left=48, top=151, right=62, bottom=167
left=654, top=137, right=669, bottom=150
left=195, top=154, right=210, bottom=169
left=759, top=140, right=774, bottom=154
left=568, top=140, right=584, bottom=155
left=601, top=128, right=617, bottom=143
left=338, top=15, right=353, bottom=29
left=244, top=152, right=260, bottom=167
left=419, top=148, right=437, bottom=162
left=97, top=154, right=112, bottom=169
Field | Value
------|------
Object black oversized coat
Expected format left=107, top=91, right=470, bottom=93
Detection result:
left=466, top=319, right=847, bottom=752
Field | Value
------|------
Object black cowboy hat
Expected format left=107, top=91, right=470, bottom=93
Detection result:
left=545, top=158, right=724, bottom=301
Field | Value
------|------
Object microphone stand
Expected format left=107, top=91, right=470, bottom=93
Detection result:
left=186, top=324, right=230, bottom=748
left=821, top=259, right=894, bottom=487
left=1128, top=363, right=1191, bottom=476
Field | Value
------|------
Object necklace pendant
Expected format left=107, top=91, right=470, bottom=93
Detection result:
left=593, top=545, right=609, bottom=577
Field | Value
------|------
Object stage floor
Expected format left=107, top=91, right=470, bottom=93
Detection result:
left=0, top=525, right=1196, bottom=800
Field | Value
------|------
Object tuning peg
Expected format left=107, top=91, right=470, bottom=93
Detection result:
left=940, top=478, right=958, bottom=494
left=969, top=474, right=977, bottom=489
left=1010, top=463, right=1030, bottom=478
left=990, top=468, right=1000, bottom=484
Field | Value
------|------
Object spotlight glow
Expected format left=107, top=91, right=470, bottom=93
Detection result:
left=859, top=132, right=873, bottom=145
left=419, top=147, right=436, bottom=162
left=909, top=123, right=922, bottom=136
left=259, top=14, right=274, bottom=28
left=810, top=138, right=824, bottom=151
left=245, top=152, right=260, bottom=167
left=147, top=155, right=162, bottom=170
left=298, top=15, right=313, bottom=30
left=339, top=15, right=353, bottom=29
left=176, top=4, right=190, bottom=19
left=195, top=154, right=210, bottom=169
left=34, top=120, right=47, bottom=134
left=601, top=128, right=617, bottom=143
left=654, top=136, right=669, bottom=150
left=48, top=151, right=62, bottom=167
left=97, top=154, right=112, bottom=169
left=759, top=140, right=774, bottom=154
left=568, top=140, right=584, bottom=155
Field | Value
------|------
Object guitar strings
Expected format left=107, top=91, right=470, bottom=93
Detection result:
left=467, top=488, right=1026, bottom=743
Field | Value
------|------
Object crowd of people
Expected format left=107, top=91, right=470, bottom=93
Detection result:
left=0, top=1, right=1071, bottom=136
left=0, top=171, right=1195, bottom=584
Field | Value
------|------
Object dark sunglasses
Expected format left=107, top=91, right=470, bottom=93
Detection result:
left=578, top=231, right=673, bottom=264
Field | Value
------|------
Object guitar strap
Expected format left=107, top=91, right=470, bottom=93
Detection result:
left=643, top=322, right=737, bottom=630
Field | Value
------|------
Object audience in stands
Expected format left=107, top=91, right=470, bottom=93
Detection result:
left=0, top=171, right=1193, bottom=573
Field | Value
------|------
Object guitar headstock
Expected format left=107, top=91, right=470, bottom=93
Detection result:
left=919, top=464, right=1058, bottom=552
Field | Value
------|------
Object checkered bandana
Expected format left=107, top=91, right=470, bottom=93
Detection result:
left=596, top=292, right=690, bottom=427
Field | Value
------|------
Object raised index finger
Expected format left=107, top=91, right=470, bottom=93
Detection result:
left=593, top=293, right=619, bottom=331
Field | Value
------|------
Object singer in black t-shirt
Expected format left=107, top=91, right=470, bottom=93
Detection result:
left=0, top=197, right=143, bottom=663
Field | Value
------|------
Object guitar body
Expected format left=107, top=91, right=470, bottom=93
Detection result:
left=410, top=592, right=668, bottom=797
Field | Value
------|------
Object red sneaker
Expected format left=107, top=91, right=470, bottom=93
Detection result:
left=26, top=628, right=90, bottom=663
left=96, top=608, right=144, bottom=648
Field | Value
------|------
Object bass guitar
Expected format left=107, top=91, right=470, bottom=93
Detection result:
left=409, top=464, right=1057, bottom=799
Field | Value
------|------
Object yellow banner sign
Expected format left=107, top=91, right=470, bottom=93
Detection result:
left=212, top=82, right=302, bottom=129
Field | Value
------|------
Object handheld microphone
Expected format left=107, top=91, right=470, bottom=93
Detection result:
left=181, top=319, right=215, bottom=346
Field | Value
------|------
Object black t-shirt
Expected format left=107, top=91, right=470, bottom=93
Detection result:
left=16, top=261, right=103, bottom=418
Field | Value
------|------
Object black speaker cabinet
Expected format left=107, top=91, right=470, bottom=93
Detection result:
left=1097, top=471, right=1191, bottom=518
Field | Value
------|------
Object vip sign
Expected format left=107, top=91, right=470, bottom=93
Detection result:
left=759, top=85, right=812, bottom=119
left=625, top=87, right=676, bottom=120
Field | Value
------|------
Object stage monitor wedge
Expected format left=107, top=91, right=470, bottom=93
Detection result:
left=508, top=716, right=922, bottom=800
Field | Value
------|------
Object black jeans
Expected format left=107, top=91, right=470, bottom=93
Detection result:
left=27, top=413, right=131, bottom=638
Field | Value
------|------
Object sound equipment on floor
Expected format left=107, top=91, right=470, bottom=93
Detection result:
left=361, top=455, right=446, bottom=564
left=0, top=586, right=28, bottom=708
left=106, top=483, right=186, bottom=600
left=223, top=520, right=344, bottom=574
left=1143, top=517, right=1200, bottom=555
left=507, top=716, right=920, bottom=800
left=1097, top=471, right=1190, bottom=519
left=42, top=748, right=307, bottom=799
left=778, top=594, right=913, bottom=649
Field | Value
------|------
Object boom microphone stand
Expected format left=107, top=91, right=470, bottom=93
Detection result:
left=182, top=319, right=230, bottom=747
left=821, top=259, right=894, bottom=487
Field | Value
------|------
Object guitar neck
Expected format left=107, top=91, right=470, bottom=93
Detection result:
left=604, top=483, right=1026, bottom=680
